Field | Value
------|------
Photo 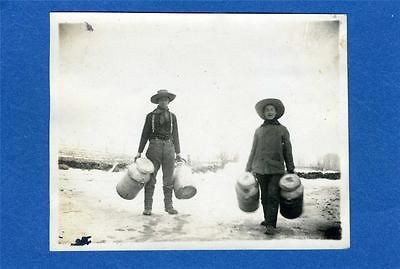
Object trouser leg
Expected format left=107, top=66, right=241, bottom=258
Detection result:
left=256, top=174, right=269, bottom=223
left=256, top=174, right=282, bottom=228
left=162, top=142, right=176, bottom=209
left=145, top=142, right=162, bottom=210
left=265, top=174, right=281, bottom=227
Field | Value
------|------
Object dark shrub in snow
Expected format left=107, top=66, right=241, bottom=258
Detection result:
left=58, top=158, right=113, bottom=171
left=296, top=171, right=340, bottom=180
left=59, top=164, right=70, bottom=170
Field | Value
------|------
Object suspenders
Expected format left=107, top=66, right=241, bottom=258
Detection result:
left=170, top=112, right=173, bottom=134
left=151, top=112, right=173, bottom=134
left=152, top=114, right=155, bottom=133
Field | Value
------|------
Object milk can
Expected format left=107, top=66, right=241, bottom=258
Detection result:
left=135, top=157, right=155, bottom=174
left=116, top=158, right=154, bottom=200
left=173, top=160, right=197, bottom=199
left=235, top=172, right=260, bottom=212
left=279, top=173, right=301, bottom=191
left=280, top=184, right=304, bottom=200
left=279, top=174, right=304, bottom=219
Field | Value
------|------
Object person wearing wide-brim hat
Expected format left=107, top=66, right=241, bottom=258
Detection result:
left=135, top=89, right=183, bottom=215
left=246, top=98, right=295, bottom=235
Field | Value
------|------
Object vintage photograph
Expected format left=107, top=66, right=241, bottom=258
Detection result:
left=50, top=13, right=349, bottom=250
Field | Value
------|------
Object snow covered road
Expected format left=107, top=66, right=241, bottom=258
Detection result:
left=55, top=163, right=341, bottom=248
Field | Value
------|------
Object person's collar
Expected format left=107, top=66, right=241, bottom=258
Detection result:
left=153, top=105, right=169, bottom=113
left=261, top=119, right=280, bottom=126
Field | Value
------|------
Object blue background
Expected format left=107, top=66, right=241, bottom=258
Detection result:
left=1, top=1, right=399, bottom=268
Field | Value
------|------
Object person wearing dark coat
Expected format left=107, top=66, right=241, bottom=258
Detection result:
left=246, top=98, right=295, bottom=235
left=135, top=89, right=183, bottom=216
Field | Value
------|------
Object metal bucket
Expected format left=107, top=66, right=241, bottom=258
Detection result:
left=235, top=172, right=259, bottom=212
left=116, top=162, right=151, bottom=200
left=173, top=161, right=197, bottom=199
left=280, top=192, right=303, bottom=219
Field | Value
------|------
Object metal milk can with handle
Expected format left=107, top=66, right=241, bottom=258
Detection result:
left=279, top=173, right=304, bottom=219
left=173, top=160, right=197, bottom=199
left=235, top=172, right=260, bottom=212
left=116, top=158, right=154, bottom=200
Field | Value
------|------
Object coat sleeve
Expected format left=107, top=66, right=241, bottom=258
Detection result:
left=282, top=127, right=295, bottom=172
left=246, top=130, right=258, bottom=172
left=172, top=114, right=181, bottom=154
left=138, top=114, right=152, bottom=153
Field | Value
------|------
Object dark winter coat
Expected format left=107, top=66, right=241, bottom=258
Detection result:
left=246, top=123, right=295, bottom=175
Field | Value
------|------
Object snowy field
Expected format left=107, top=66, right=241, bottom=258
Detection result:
left=54, top=162, right=341, bottom=249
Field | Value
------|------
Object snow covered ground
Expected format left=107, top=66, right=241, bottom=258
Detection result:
left=54, top=162, right=341, bottom=249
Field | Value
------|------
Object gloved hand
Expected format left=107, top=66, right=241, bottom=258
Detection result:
left=287, top=170, right=295, bottom=174
left=134, top=153, right=141, bottom=162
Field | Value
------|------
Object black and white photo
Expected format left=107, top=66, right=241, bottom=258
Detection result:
left=50, top=13, right=349, bottom=250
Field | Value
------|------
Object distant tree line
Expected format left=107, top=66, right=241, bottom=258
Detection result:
left=317, top=153, right=340, bottom=171
left=296, top=153, right=340, bottom=171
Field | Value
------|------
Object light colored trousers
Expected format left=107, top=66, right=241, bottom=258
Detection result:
left=144, top=139, right=175, bottom=210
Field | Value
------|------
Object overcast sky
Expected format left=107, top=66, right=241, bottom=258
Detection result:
left=52, top=13, right=347, bottom=164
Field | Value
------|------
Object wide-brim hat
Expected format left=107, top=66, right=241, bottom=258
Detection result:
left=150, top=89, right=176, bottom=104
left=255, top=98, right=285, bottom=120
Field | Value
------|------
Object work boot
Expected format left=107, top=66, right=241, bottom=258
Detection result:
left=165, top=207, right=178, bottom=215
left=142, top=209, right=152, bottom=216
left=163, top=187, right=178, bottom=214
left=260, top=220, right=267, bottom=226
left=264, top=224, right=275, bottom=235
